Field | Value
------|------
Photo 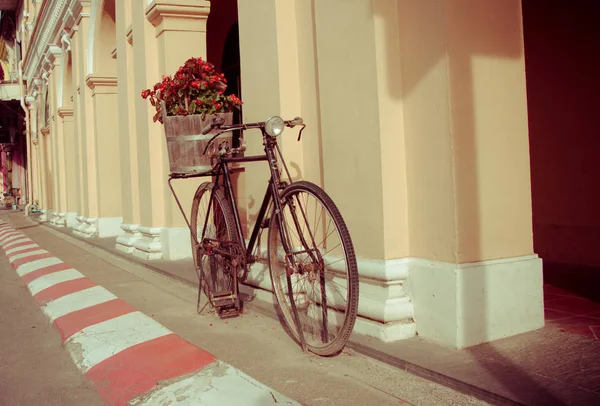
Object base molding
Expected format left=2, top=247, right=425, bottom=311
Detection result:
left=116, top=225, right=193, bottom=260
left=116, top=223, right=141, bottom=254
left=72, top=216, right=124, bottom=238
left=239, top=283, right=417, bottom=343
left=65, top=212, right=77, bottom=228
left=73, top=216, right=97, bottom=238
left=38, top=209, right=49, bottom=222
left=241, top=252, right=417, bottom=343
left=132, top=226, right=163, bottom=260
left=405, top=254, right=544, bottom=349
left=49, top=212, right=66, bottom=227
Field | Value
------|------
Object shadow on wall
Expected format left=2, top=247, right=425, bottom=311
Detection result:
left=374, top=0, right=561, bottom=402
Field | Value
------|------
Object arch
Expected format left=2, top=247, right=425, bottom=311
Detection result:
left=87, top=0, right=117, bottom=76
left=58, top=50, right=74, bottom=108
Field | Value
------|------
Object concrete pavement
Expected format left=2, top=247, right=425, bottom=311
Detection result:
left=0, top=221, right=298, bottom=405
left=0, top=212, right=487, bottom=405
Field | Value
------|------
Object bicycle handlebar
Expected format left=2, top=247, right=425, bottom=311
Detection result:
left=200, top=116, right=306, bottom=155
left=200, top=116, right=304, bottom=135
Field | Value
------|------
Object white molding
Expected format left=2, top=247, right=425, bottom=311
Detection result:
left=96, top=217, right=124, bottom=238
left=65, top=212, right=77, bottom=228
left=160, top=227, right=192, bottom=260
left=73, top=216, right=97, bottom=238
left=39, top=209, right=49, bottom=222
left=244, top=260, right=414, bottom=324
left=132, top=226, right=163, bottom=260
left=24, top=0, right=69, bottom=80
left=239, top=284, right=417, bottom=343
left=49, top=212, right=67, bottom=227
left=118, top=226, right=195, bottom=260
left=116, top=223, right=141, bottom=254
left=405, top=255, right=544, bottom=348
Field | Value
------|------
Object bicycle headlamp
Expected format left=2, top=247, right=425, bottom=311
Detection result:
left=265, top=116, right=285, bottom=137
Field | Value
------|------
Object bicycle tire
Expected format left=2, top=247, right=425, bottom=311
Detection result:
left=268, top=181, right=359, bottom=356
left=190, top=182, right=237, bottom=300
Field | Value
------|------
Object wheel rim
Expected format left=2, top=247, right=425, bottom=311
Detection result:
left=269, top=189, right=353, bottom=353
left=193, top=187, right=234, bottom=295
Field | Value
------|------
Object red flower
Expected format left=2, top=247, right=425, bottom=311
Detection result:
left=141, top=56, right=242, bottom=123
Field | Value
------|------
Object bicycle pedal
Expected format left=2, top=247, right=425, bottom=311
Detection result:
left=218, top=305, right=240, bottom=319
left=211, top=292, right=235, bottom=307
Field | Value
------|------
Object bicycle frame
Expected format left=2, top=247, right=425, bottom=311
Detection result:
left=169, top=136, right=281, bottom=264
left=168, top=125, right=309, bottom=351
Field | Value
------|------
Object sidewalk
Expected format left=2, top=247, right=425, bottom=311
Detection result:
left=0, top=215, right=299, bottom=406
left=16, top=213, right=600, bottom=405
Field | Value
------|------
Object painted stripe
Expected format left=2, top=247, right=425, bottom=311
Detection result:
left=53, top=299, right=138, bottom=342
left=12, top=253, right=54, bottom=269
left=27, top=269, right=85, bottom=296
left=9, top=249, right=48, bottom=262
left=21, top=262, right=74, bottom=285
left=130, top=361, right=300, bottom=406
left=0, top=228, right=18, bottom=236
left=17, top=257, right=63, bottom=276
left=86, top=334, right=216, bottom=405
left=5, top=243, right=39, bottom=255
left=66, top=311, right=172, bottom=373
left=4, top=238, right=34, bottom=250
left=0, top=230, right=17, bottom=239
left=1, top=233, right=23, bottom=245
left=41, top=285, right=116, bottom=322
left=36, top=278, right=99, bottom=308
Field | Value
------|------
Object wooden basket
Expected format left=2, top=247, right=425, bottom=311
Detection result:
left=161, top=110, right=233, bottom=175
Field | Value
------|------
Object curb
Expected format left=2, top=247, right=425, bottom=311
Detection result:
left=0, top=222, right=300, bottom=406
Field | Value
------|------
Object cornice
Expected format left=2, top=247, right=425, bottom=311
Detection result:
left=85, top=75, right=118, bottom=89
left=23, top=0, right=70, bottom=81
left=57, top=108, right=74, bottom=118
left=146, top=1, right=210, bottom=34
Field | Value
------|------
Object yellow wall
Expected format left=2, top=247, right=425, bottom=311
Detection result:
left=22, top=0, right=534, bottom=265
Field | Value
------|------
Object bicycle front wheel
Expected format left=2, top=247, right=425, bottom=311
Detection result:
left=268, top=181, right=359, bottom=356
left=190, top=182, right=236, bottom=300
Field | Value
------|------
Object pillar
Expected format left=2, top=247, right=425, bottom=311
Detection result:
left=122, top=0, right=212, bottom=260
left=396, top=0, right=543, bottom=348
left=71, top=5, right=102, bottom=238
left=58, top=108, right=77, bottom=227
left=116, top=0, right=143, bottom=254
left=85, top=75, right=122, bottom=237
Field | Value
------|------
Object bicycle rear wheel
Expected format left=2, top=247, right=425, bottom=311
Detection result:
left=268, top=181, right=359, bottom=356
left=190, top=182, right=236, bottom=303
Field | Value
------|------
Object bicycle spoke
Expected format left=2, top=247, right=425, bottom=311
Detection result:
left=268, top=182, right=358, bottom=355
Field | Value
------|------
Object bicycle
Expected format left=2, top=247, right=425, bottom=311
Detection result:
left=168, top=115, right=359, bottom=356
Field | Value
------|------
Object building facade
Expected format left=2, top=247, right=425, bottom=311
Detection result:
left=15, top=0, right=544, bottom=349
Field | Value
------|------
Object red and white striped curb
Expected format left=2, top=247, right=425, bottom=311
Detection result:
left=0, top=222, right=299, bottom=406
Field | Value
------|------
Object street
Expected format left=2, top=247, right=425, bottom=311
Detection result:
left=0, top=218, right=487, bottom=405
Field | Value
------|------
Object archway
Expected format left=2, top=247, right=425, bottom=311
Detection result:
left=89, top=0, right=116, bottom=76
left=207, top=0, right=242, bottom=145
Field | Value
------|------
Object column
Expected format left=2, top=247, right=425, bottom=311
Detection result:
left=86, top=75, right=122, bottom=237
left=125, top=0, right=211, bottom=260
left=397, top=0, right=542, bottom=348
left=116, top=0, right=143, bottom=253
left=71, top=5, right=102, bottom=238
left=47, top=48, right=70, bottom=227
left=58, top=108, right=77, bottom=227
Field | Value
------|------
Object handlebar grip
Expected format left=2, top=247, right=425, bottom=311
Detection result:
left=201, top=124, right=213, bottom=135
left=201, top=116, right=226, bottom=135
left=289, top=117, right=303, bottom=126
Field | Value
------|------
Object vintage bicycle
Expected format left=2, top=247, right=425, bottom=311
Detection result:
left=168, top=115, right=359, bottom=356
